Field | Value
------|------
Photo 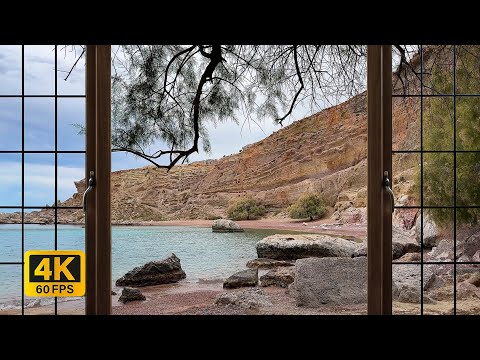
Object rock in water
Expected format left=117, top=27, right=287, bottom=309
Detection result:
left=292, top=257, right=367, bottom=306
left=212, top=219, right=244, bottom=232
left=223, top=269, right=258, bottom=288
left=246, top=258, right=295, bottom=269
left=115, top=253, right=186, bottom=287
left=256, top=234, right=360, bottom=260
left=260, top=267, right=295, bottom=288
left=118, top=287, right=146, bottom=303
left=215, top=288, right=272, bottom=309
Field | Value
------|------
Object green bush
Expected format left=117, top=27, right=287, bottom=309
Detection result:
left=227, top=196, right=266, bottom=220
left=421, top=46, right=480, bottom=226
left=288, top=193, right=327, bottom=221
left=205, top=214, right=222, bottom=220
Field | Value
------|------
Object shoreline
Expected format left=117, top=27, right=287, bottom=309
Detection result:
left=0, top=218, right=367, bottom=241
left=0, top=218, right=368, bottom=315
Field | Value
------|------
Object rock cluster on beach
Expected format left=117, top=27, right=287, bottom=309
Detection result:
left=116, top=253, right=186, bottom=287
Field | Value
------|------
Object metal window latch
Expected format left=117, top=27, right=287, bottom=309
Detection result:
left=82, top=171, right=95, bottom=213
left=384, top=170, right=395, bottom=213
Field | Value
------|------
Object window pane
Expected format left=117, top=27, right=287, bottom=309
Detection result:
left=393, top=264, right=421, bottom=315
left=0, top=98, right=21, bottom=151
left=393, top=97, right=420, bottom=151
left=0, top=153, right=22, bottom=207
left=423, top=153, right=454, bottom=207
left=24, top=98, right=54, bottom=151
left=423, top=97, right=454, bottom=151
left=423, top=264, right=454, bottom=315
left=0, top=265, right=22, bottom=314
left=24, top=154, right=54, bottom=207
left=58, top=98, right=85, bottom=151
left=57, top=45, right=85, bottom=95
left=24, top=45, right=54, bottom=95
left=0, top=45, right=21, bottom=95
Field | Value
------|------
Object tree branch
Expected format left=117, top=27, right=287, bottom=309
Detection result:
left=275, top=45, right=304, bottom=125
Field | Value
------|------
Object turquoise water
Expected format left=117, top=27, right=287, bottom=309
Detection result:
left=0, top=224, right=283, bottom=309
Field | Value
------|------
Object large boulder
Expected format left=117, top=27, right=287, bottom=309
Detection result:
left=292, top=257, right=367, bottom=307
left=212, top=219, right=244, bottom=232
left=256, top=234, right=360, bottom=260
left=215, top=288, right=272, bottom=309
left=118, top=287, right=146, bottom=303
left=392, top=265, right=435, bottom=303
left=260, top=267, right=295, bottom=288
left=246, top=258, right=295, bottom=269
left=223, top=269, right=258, bottom=289
left=416, top=214, right=440, bottom=248
left=116, top=253, right=186, bottom=287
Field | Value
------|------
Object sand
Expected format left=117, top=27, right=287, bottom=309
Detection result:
left=133, top=218, right=367, bottom=241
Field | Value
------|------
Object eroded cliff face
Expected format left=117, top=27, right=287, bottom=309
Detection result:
left=0, top=91, right=420, bottom=225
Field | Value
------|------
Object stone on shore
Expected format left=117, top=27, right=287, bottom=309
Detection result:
left=115, top=253, right=186, bottom=287
left=394, top=252, right=421, bottom=262
left=223, top=269, right=258, bottom=289
left=212, top=219, right=244, bottom=232
left=466, top=272, right=480, bottom=287
left=292, top=257, right=367, bottom=307
left=246, top=258, right=295, bottom=269
left=416, top=214, right=440, bottom=248
left=260, top=267, right=295, bottom=288
left=118, top=287, right=146, bottom=303
left=215, top=288, right=272, bottom=309
left=256, top=234, right=360, bottom=260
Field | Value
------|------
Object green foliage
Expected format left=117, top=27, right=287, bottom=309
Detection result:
left=227, top=196, right=266, bottom=221
left=288, top=193, right=327, bottom=221
left=205, top=214, right=222, bottom=220
left=421, top=46, right=480, bottom=225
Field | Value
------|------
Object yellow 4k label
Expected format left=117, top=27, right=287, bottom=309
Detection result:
left=24, top=250, right=85, bottom=297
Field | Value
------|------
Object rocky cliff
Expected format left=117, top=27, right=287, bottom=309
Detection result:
left=0, top=88, right=420, bottom=226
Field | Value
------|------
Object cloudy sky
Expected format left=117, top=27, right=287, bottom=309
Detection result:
left=0, top=45, right=314, bottom=212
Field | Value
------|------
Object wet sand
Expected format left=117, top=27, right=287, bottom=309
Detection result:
left=2, top=279, right=478, bottom=315
left=135, top=218, right=367, bottom=241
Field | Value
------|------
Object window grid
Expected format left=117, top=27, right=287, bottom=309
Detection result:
left=393, top=45, right=480, bottom=315
left=0, top=45, right=86, bottom=315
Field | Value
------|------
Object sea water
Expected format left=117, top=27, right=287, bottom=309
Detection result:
left=0, top=224, right=284, bottom=310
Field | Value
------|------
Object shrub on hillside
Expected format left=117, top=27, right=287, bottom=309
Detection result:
left=227, top=196, right=266, bottom=220
left=420, top=45, right=480, bottom=226
left=288, top=193, right=327, bottom=221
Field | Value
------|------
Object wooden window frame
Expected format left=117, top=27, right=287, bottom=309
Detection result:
left=367, top=45, right=392, bottom=315
left=83, top=45, right=392, bottom=315
left=85, top=45, right=111, bottom=315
